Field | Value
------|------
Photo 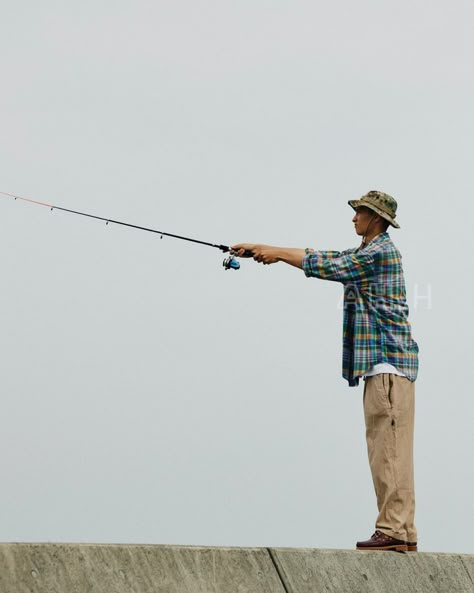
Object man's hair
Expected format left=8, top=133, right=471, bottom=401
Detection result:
left=364, top=206, right=390, bottom=231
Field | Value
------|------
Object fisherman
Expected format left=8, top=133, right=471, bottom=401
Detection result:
left=231, top=190, right=419, bottom=553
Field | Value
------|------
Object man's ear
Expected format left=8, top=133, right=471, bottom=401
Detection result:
left=374, top=213, right=390, bottom=230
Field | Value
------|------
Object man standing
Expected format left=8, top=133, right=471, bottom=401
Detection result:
left=231, top=191, right=419, bottom=552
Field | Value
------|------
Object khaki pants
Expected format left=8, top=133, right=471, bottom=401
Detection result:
left=364, top=374, right=417, bottom=543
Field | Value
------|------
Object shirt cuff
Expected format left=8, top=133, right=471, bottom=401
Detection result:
left=302, top=252, right=315, bottom=277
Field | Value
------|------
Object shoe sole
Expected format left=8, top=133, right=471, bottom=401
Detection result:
left=407, top=545, right=418, bottom=552
left=357, top=544, right=408, bottom=552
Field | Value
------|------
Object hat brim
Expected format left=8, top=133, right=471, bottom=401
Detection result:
left=348, top=200, right=400, bottom=229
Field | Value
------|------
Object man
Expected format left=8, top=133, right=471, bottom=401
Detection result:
left=231, top=190, right=419, bottom=552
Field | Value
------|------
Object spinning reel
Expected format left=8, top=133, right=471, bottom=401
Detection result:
left=223, top=255, right=241, bottom=270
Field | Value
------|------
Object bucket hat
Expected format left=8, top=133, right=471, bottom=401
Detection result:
left=348, top=190, right=400, bottom=229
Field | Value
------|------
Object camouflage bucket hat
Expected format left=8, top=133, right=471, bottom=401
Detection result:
left=348, top=190, right=400, bottom=229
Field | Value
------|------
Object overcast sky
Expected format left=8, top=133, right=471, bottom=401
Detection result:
left=1, top=0, right=473, bottom=554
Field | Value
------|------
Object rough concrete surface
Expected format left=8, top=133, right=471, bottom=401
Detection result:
left=0, top=544, right=285, bottom=593
left=0, top=543, right=473, bottom=593
left=272, top=547, right=474, bottom=593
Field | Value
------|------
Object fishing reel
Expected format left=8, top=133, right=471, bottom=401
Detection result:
left=223, top=255, right=241, bottom=270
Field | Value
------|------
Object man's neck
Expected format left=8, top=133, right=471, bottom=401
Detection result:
left=361, top=228, right=385, bottom=247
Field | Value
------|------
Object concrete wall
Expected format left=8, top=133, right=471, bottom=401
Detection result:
left=271, top=548, right=474, bottom=593
left=0, top=543, right=473, bottom=593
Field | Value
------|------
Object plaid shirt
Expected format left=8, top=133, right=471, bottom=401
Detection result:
left=302, top=232, right=419, bottom=386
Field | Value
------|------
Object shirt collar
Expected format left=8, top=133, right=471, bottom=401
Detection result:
left=360, top=231, right=390, bottom=249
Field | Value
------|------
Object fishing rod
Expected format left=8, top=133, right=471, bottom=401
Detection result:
left=0, top=190, right=252, bottom=270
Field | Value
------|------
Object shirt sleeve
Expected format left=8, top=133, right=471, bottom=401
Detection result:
left=302, top=248, right=375, bottom=283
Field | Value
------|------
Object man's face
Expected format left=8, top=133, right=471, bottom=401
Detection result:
left=352, top=206, right=375, bottom=236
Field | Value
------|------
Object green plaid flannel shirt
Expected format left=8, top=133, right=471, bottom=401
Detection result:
left=302, top=232, right=419, bottom=386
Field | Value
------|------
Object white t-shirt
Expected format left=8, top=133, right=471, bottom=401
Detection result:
left=364, top=363, right=406, bottom=377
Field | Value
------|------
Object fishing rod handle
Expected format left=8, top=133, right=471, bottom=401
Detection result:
left=229, top=249, right=254, bottom=257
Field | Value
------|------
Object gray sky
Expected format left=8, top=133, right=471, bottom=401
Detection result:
left=1, top=0, right=473, bottom=554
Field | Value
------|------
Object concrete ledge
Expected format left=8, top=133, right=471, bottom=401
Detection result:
left=272, top=547, right=474, bottom=593
left=0, top=544, right=285, bottom=593
left=0, top=543, right=473, bottom=593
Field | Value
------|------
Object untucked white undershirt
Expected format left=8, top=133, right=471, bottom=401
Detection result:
left=364, top=363, right=406, bottom=377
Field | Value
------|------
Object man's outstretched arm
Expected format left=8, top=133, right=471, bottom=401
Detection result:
left=231, top=244, right=306, bottom=269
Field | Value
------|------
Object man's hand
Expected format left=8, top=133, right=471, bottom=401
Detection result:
left=231, top=244, right=280, bottom=265
left=231, top=243, right=306, bottom=269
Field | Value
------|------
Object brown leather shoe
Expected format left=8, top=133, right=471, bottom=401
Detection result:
left=356, top=530, right=408, bottom=552
left=406, top=542, right=418, bottom=552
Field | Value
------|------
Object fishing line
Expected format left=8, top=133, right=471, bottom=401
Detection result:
left=0, top=190, right=251, bottom=270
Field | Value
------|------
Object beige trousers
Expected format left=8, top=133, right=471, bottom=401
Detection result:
left=364, top=374, right=417, bottom=542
